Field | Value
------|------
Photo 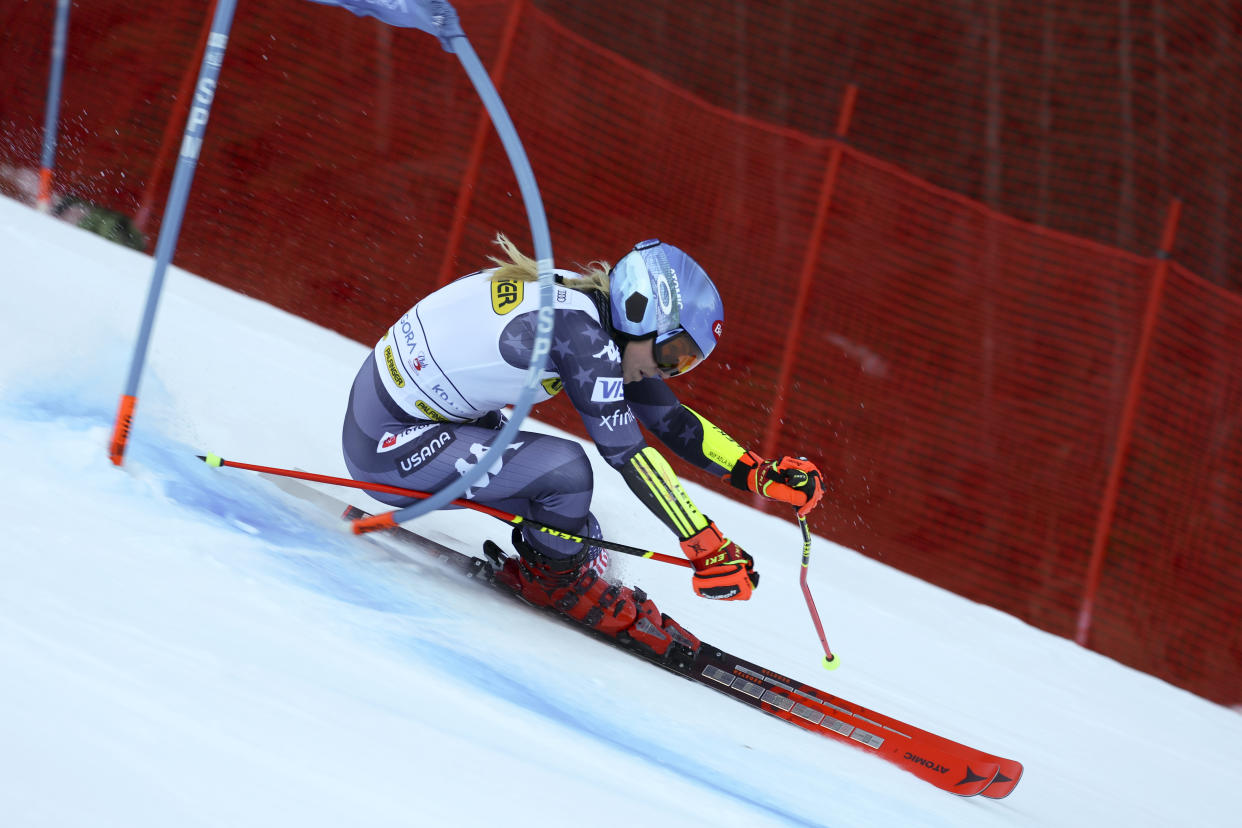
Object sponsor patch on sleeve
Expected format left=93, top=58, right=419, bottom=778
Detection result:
left=591, top=376, right=626, bottom=402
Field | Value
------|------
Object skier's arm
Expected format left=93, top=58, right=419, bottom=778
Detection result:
left=615, top=446, right=758, bottom=601
left=622, top=377, right=745, bottom=475
left=547, top=309, right=650, bottom=468
left=624, top=376, right=826, bottom=517
left=547, top=317, right=714, bottom=536
left=549, top=317, right=757, bottom=600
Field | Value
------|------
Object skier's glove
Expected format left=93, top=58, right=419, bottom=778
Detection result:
left=729, top=451, right=825, bottom=517
left=680, top=521, right=758, bottom=601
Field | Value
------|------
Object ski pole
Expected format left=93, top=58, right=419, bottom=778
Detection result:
left=797, top=513, right=840, bottom=670
left=198, top=453, right=691, bottom=569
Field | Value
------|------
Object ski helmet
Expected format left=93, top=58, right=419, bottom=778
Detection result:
left=608, top=239, right=723, bottom=376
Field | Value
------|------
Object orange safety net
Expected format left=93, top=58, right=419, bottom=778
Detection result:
left=538, top=0, right=1242, bottom=296
left=804, top=148, right=1156, bottom=633
left=2, top=0, right=1240, bottom=706
left=1092, top=264, right=1242, bottom=699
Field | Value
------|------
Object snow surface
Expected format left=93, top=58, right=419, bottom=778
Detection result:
left=2, top=194, right=1240, bottom=827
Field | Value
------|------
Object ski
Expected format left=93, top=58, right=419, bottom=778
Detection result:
left=689, top=647, right=1001, bottom=796
left=263, top=474, right=1021, bottom=797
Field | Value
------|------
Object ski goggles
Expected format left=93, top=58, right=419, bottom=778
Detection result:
left=653, top=328, right=705, bottom=377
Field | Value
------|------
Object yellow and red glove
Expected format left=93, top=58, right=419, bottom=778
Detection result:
left=680, top=521, right=758, bottom=601
left=729, top=451, right=824, bottom=517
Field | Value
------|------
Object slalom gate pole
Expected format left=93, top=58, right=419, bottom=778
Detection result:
left=199, top=453, right=691, bottom=569
left=36, top=0, right=71, bottom=212
left=301, top=0, right=557, bottom=525
left=109, top=0, right=240, bottom=466
left=797, top=513, right=840, bottom=670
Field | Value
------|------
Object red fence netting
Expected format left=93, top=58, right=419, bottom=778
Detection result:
left=1, top=0, right=1239, bottom=706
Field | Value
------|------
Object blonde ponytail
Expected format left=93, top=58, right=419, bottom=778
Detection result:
left=487, top=232, right=611, bottom=294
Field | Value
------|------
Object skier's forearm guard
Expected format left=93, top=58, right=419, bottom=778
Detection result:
left=619, top=447, right=711, bottom=541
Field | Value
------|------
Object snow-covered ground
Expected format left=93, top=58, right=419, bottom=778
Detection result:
left=2, top=194, right=1240, bottom=827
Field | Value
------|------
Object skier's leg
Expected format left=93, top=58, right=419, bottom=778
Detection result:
left=341, top=353, right=697, bottom=655
left=341, top=352, right=597, bottom=559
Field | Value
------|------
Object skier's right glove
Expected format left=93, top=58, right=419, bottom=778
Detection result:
left=680, top=521, right=758, bottom=601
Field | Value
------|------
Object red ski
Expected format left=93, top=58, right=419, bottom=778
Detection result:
left=691, top=649, right=1009, bottom=796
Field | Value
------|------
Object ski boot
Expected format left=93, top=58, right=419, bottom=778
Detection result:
left=487, top=526, right=700, bottom=664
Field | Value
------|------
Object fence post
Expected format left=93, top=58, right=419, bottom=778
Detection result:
left=1075, top=197, right=1182, bottom=647
left=435, top=0, right=524, bottom=286
left=759, top=84, right=857, bottom=473
left=135, top=1, right=217, bottom=236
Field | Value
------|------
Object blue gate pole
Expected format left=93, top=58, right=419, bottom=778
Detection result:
left=109, top=0, right=240, bottom=465
left=36, top=0, right=71, bottom=212
left=387, top=27, right=556, bottom=524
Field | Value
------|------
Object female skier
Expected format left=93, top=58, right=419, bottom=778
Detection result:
left=342, top=235, right=824, bottom=658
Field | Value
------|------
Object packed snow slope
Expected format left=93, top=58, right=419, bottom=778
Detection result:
left=2, top=195, right=1240, bottom=827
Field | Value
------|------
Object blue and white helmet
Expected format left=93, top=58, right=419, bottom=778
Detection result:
left=608, top=239, right=723, bottom=376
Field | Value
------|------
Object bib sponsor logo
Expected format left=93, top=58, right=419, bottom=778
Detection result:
left=396, top=315, right=430, bottom=372
left=415, top=400, right=448, bottom=422
left=398, top=432, right=454, bottom=476
left=591, top=377, right=625, bottom=402
left=399, top=314, right=417, bottom=347
left=383, top=346, right=405, bottom=388
left=378, top=424, right=436, bottom=453
left=491, top=279, right=524, bottom=315
left=541, top=377, right=563, bottom=396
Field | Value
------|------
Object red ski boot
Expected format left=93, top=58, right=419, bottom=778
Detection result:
left=488, top=528, right=700, bottom=662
